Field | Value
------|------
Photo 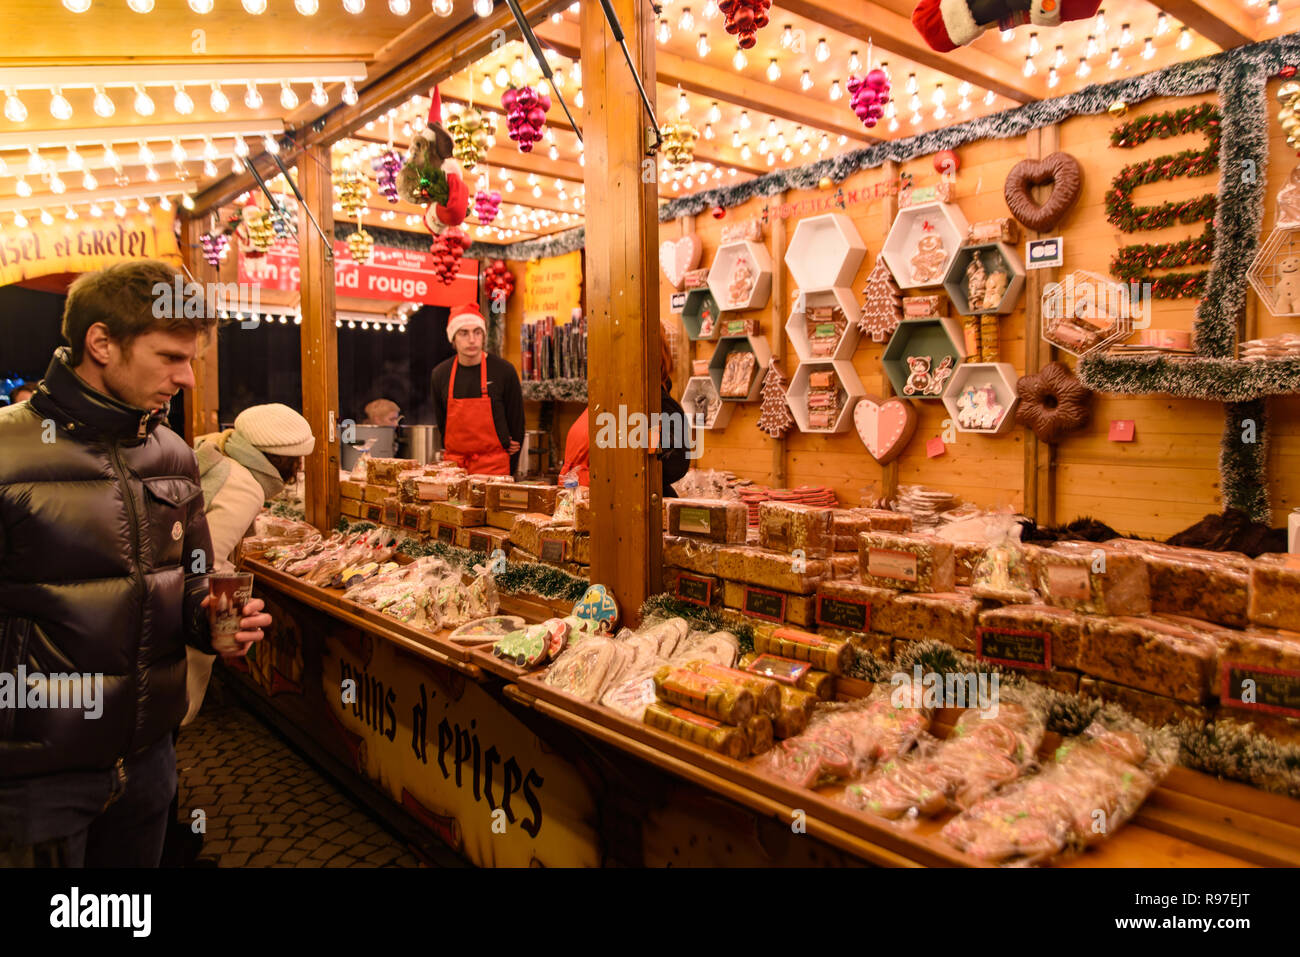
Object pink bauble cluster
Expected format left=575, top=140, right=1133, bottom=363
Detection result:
left=847, top=69, right=891, bottom=130
left=474, top=190, right=502, bottom=225
left=502, top=85, right=550, bottom=153
left=374, top=150, right=402, bottom=204
left=485, top=259, right=515, bottom=306
left=199, top=232, right=228, bottom=267
left=430, top=227, right=471, bottom=285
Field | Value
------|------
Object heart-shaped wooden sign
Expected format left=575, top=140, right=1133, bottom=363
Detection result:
left=853, top=395, right=918, bottom=464
left=660, top=234, right=703, bottom=289
left=1003, top=152, right=1082, bottom=232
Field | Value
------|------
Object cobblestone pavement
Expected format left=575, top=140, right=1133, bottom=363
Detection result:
left=176, top=696, right=423, bottom=869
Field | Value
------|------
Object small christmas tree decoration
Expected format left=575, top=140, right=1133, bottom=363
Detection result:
left=757, top=364, right=794, bottom=437
left=858, top=255, right=903, bottom=342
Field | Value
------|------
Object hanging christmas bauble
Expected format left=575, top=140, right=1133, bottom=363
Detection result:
left=719, top=0, right=771, bottom=49
left=1283, top=115, right=1300, bottom=137
left=818, top=176, right=834, bottom=190
left=847, top=71, right=891, bottom=131
left=447, top=106, right=494, bottom=172
left=373, top=150, right=402, bottom=204
left=1278, top=81, right=1300, bottom=104
left=711, top=205, right=726, bottom=219
left=246, top=211, right=276, bottom=252
left=473, top=189, right=502, bottom=225
left=484, top=258, right=515, bottom=305
left=337, top=172, right=368, bottom=217
left=933, top=149, right=959, bottom=175
left=199, top=232, right=228, bottom=267
left=661, top=118, right=698, bottom=169
left=503, top=85, right=548, bottom=153
left=429, top=227, right=471, bottom=284
left=1281, top=65, right=1298, bottom=78
left=1108, top=100, right=1129, bottom=118
left=348, top=228, right=374, bottom=264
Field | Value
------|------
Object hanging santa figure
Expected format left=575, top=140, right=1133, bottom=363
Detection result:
left=397, top=86, right=469, bottom=236
left=911, top=0, right=1101, bottom=52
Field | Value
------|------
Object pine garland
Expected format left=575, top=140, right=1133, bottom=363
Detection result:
left=1106, top=104, right=1220, bottom=299
left=1221, top=399, right=1270, bottom=523
left=1077, top=355, right=1300, bottom=402
left=639, top=593, right=756, bottom=655
left=521, top=377, right=588, bottom=403
left=270, top=502, right=307, bottom=522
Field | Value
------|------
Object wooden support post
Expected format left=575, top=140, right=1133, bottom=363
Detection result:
left=1022, top=126, right=1059, bottom=526
left=880, top=160, right=901, bottom=505
left=582, top=0, right=661, bottom=619
left=180, top=215, right=220, bottom=444
left=769, top=191, right=788, bottom=488
left=297, top=145, right=340, bottom=534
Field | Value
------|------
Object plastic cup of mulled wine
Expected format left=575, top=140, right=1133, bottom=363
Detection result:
left=209, top=572, right=254, bottom=653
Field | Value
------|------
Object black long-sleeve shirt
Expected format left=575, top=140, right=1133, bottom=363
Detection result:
left=431, top=354, right=525, bottom=473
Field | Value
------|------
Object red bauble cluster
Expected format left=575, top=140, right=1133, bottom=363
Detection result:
left=502, top=85, right=550, bottom=153
left=484, top=259, right=515, bottom=306
left=430, top=227, right=471, bottom=285
left=847, top=69, right=891, bottom=130
left=718, top=0, right=770, bottom=49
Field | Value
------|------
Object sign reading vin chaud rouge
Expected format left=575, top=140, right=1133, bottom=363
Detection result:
left=323, top=634, right=600, bottom=867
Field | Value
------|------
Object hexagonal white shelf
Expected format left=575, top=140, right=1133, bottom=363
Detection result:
left=941, top=362, right=1019, bottom=436
left=1246, top=227, right=1300, bottom=317
left=881, top=316, right=966, bottom=400
left=784, top=213, right=867, bottom=292
left=942, top=242, right=1026, bottom=316
left=881, top=201, right=970, bottom=291
left=681, top=288, right=722, bottom=340
left=786, top=288, right=861, bottom=361
left=707, top=240, right=773, bottom=312
left=708, top=333, right=772, bottom=403
left=681, top=374, right=734, bottom=430
left=785, top=359, right=865, bottom=434
left=1041, top=269, right=1135, bottom=357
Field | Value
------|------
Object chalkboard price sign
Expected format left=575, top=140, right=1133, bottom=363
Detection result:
left=976, top=628, right=1051, bottom=671
left=816, top=595, right=870, bottom=632
left=744, top=587, right=787, bottom=623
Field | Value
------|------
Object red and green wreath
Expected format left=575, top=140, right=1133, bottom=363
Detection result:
left=1105, top=103, right=1221, bottom=299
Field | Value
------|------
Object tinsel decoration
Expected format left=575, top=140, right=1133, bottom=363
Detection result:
left=337, top=171, right=369, bottom=218
left=718, top=0, right=770, bottom=49
left=447, top=106, right=494, bottom=171
left=521, top=378, right=587, bottom=402
left=393, top=535, right=590, bottom=602
left=661, top=118, right=698, bottom=169
left=502, top=85, right=549, bottom=153
left=374, top=150, right=402, bottom=204
left=640, top=593, right=756, bottom=655
left=847, top=69, right=891, bottom=130
left=756, top=365, right=794, bottom=438
left=474, top=189, right=502, bottom=226
left=858, top=255, right=903, bottom=342
left=430, top=227, right=471, bottom=283
left=199, top=231, right=228, bottom=267
left=1077, top=354, right=1300, bottom=402
left=484, top=258, right=515, bottom=307
left=1221, top=399, right=1269, bottom=523
left=1106, top=104, right=1220, bottom=299
left=347, top=226, right=374, bottom=264
left=246, top=211, right=276, bottom=253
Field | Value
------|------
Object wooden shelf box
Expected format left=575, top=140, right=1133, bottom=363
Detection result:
left=880, top=201, right=970, bottom=291
left=707, top=240, right=773, bottom=313
left=940, top=361, right=1020, bottom=435
left=784, top=212, right=867, bottom=292
left=785, top=287, right=861, bottom=361
left=942, top=242, right=1026, bottom=316
left=680, top=374, right=735, bottom=430
left=881, top=316, right=967, bottom=400
left=785, top=358, right=865, bottom=434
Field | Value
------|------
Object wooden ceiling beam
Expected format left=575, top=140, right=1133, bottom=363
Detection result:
left=1151, top=1, right=1255, bottom=49
left=777, top=0, right=1041, bottom=103
left=193, top=0, right=569, bottom=213
left=533, top=19, right=879, bottom=145
left=342, top=130, right=588, bottom=185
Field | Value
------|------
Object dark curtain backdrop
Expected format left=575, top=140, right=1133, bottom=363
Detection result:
left=218, top=304, right=451, bottom=426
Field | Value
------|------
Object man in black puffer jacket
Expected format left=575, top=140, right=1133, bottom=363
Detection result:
left=0, top=260, right=271, bottom=867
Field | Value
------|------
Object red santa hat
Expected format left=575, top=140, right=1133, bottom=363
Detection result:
left=427, top=86, right=443, bottom=131
left=446, top=302, right=485, bottom=342
left=912, top=0, right=1101, bottom=52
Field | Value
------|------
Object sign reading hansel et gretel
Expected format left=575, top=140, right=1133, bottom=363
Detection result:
left=324, top=634, right=599, bottom=867
left=0, top=209, right=181, bottom=286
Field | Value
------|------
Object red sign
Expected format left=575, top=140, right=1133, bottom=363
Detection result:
left=239, top=240, right=478, bottom=306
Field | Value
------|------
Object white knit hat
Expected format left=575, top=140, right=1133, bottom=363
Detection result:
left=235, top=403, right=316, bottom=456
left=446, top=302, right=486, bottom=342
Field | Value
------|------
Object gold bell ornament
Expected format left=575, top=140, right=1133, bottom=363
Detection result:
left=348, top=226, right=374, bottom=264
left=1276, top=80, right=1300, bottom=107
left=337, top=172, right=369, bottom=218
left=247, top=211, right=276, bottom=252
left=447, top=106, right=494, bottom=172
left=661, top=119, right=699, bottom=170
left=1108, top=100, right=1128, bottom=118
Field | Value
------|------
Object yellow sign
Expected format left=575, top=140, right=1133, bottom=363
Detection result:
left=323, top=634, right=600, bottom=867
left=0, top=209, right=181, bottom=287
left=523, top=250, right=582, bottom=324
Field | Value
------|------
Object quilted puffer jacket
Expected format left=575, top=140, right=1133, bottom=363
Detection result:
left=0, top=349, right=215, bottom=780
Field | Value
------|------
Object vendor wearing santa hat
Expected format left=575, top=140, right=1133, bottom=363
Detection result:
left=431, top=302, right=523, bottom=475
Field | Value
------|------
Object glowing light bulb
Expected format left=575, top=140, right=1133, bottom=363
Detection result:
left=1108, top=47, right=1121, bottom=69
left=678, top=90, right=689, bottom=115
left=342, top=0, right=364, bottom=12
left=138, top=141, right=154, bottom=165
left=731, top=130, right=740, bottom=148
left=433, top=0, right=454, bottom=13
left=1023, top=56, right=1037, bottom=77
left=678, top=6, right=693, bottom=30
left=171, top=139, right=187, bottom=164
left=127, top=0, right=154, bottom=11
left=733, top=49, right=747, bottom=70
left=1142, top=37, right=1154, bottom=59
left=703, top=123, right=714, bottom=140
left=738, top=109, right=751, bottom=129
left=574, top=90, right=583, bottom=108
left=210, top=84, right=229, bottom=112
left=295, top=0, right=319, bottom=11
left=707, top=101, right=721, bottom=124
left=342, top=80, right=358, bottom=106
left=474, top=0, right=493, bottom=15
left=89, top=203, right=103, bottom=217
left=829, top=79, right=842, bottom=101
left=63, top=0, right=92, bottom=11
left=1047, top=68, right=1059, bottom=88
left=88, top=86, right=114, bottom=118
left=203, top=159, right=217, bottom=176
left=697, top=33, right=710, bottom=56
left=932, top=83, right=946, bottom=105
left=812, top=38, right=829, bottom=63
left=781, top=24, right=793, bottom=48
left=103, top=144, right=118, bottom=168
left=511, top=56, right=525, bottom=80
left=959, top=97, right=971, bottom=112
left=1268, top=0, right=1280, bottom=24
left=263, top=135, right=279, bottom=154
left=766, top=59, right=781, bottom=81
left=906, top=73, right=918, bottom=94
left=49, top=173, right=66, bottom=194
left=389, top=0, right=411, bottom=12
left=1052, top=45, right=1065, bottom=69
left=158, top=196, right=170, bottom=211
left=1155, top=12, right=1168, bottom=36
left=280, top=82, right=299, bottom=110
left=50, top=88, right=73, bottom=121
left=1119, top=23, right=1133, bottom=46
left=984, top=89, right=996, bottom=105
left=145, top=165, right=159, bottom=182
left=1095, top=10, right=1106, bottom=33
left=234, top=135, right=249, bottom=158
left=740, top=143, right=752, bottom=160
left=910, top=111, right=922, bottom=126
left=1001, top=29, right=1014, bottom=42
left=113, top=201, right=126, bottom=217
left=766, top=118, right=778, bottom=137
left=244, top=82, right=263, bottom=109
left=658, top=19, right=671, bottom=43
left=65, top=207, right=77, bottom=221
left=189, top=0, right=214, bottom=11
left=848, top=50, right=861, bottom=72
left=64, top=146, right=82, bottom=171
left=933, top=104, right=947, bottom=119
left=242, top=0, right=266, bottom=11
left=1177, top=27, right=1192, bottom=50
left=15, top=177, right=31, bottom=197
left=800, top=69, right=813, bottom=91
left=4, top=89, right=28, bottom=123
left=1076, top=57, right=1091, bottom=78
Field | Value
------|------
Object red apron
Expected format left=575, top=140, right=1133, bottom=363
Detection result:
left=443, top=359, right=511, bottom=475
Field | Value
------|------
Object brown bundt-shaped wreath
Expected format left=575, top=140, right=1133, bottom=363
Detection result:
left=1014, top=361, right=1093, bottom=443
